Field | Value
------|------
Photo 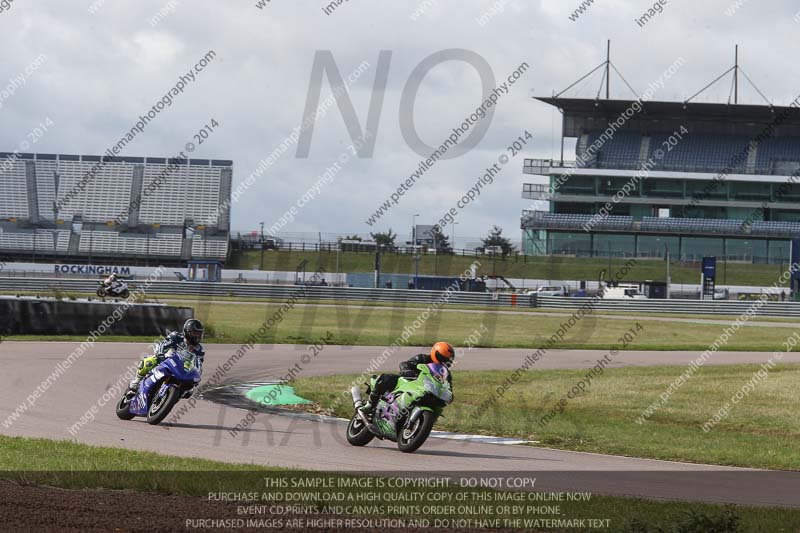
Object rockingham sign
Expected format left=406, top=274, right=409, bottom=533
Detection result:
left=0, top=262, right=146, bottom=277
left=54, top=264, right=132, bottom=276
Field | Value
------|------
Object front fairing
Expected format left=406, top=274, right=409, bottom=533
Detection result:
left=374, top=363, right=451, bottom=434
left=162, top=354, right=202, bottom=383
left=128, top=353, right=200, bottom=416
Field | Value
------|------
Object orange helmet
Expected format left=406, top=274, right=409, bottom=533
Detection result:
left=430, top=342, right=455, bottom=366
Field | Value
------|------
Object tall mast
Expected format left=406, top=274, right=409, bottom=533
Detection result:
left=734, top=44, right=739, bottom=104
left=606, top=40, right=611, bottom=99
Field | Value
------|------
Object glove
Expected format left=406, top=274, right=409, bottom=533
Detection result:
left=137, top=356, right=159, bottom=377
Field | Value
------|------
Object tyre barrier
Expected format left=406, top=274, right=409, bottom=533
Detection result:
left=0, top=296, right=193, bottom=336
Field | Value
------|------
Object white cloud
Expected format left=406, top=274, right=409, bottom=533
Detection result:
left=0, top=0, right=796, bottom=244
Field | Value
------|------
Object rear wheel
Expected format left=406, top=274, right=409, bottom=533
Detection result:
left=96, top=288, right=105, bottom=297
left=397, top=410, right=436, bottom=453
left=115, top=394, right=135, bottom=420
left=346, top=411, right=375, bottom=446
left=146, top=386, right=180, bottom=425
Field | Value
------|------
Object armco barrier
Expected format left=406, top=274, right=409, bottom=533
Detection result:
left=1, top=278, right=800, bottom=317
left=0, top=278, right=520, bottom=307
left=536, top=296, right=800, bottom=318
left=0, top=296, right=193, bottom=336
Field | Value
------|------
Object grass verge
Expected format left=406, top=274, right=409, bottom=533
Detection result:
left=0, top=435, right=798, bottom=532
left=157, top=301, right=800, bottom=351
left=5, top=299, right=798, bottom=350
left=293, top=364, right=800, bottom=471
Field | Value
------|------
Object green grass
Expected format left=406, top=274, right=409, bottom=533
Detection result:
left=169, top=301, right=800, bottom=351
left=230, top=249, right=793, bottom=287
left=0, top=434, right=281, bottom=473
left=6, top=300, right=798, bottom=351
left=294, top=364, right=800, bottom=471
left=0, top=435, right=798, bottom=532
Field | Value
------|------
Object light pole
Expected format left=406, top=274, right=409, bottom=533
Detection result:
left=451, top=222, right=459, bottom=254
left=412, top=214, right=419, bottom=289
left=665, top=242, right=671, bottom=299
left=433, top=231, right=438, bottom=275
left=259, top=221, right=265, bottom=270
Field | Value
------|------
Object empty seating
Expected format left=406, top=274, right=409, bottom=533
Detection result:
left=191, top=237, right=228, bottom=259
left=523, top=212, right=800, bottom=239
left=755, top=137, right=800, bottom=174
left=646, top=134, right=750, bottom=173
left=583, top=132, right=641, bottom=169
left=524, top=212, right=635, bottom=232
left=0, top=153, right=231, bottom=261
left=139, top=163, right=223, bottom=226
left=78, top=230, right=183, bottom=257
left=575, top=131, right=800, bottom=175
left=0, top=159, right=30, bottom=219
left=750, top=220, right=800, bottom=238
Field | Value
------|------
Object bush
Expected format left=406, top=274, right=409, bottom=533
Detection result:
left=203, top=323, right=220, bottom=339
left=620, top=507, right=740, bottom=533
left=131, top=292, right=147, bottom=304
left=674, top=507, right=740, bottom=533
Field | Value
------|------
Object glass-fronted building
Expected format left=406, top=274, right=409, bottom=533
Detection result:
left=522, top=97, right=800, bottom=264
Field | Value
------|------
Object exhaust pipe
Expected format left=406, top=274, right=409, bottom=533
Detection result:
left=408, top=406, right=423, bottom=426
left=350, top=386, right=363, bottom=408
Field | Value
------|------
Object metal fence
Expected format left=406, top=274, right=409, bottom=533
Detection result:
left=2, top=277, right=800, bottom=316
left=536, top=295, right=800, bottom=317
left=0, top=278, right=520, bottom=307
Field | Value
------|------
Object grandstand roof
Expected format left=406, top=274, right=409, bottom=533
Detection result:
left=0, top=152, right=233, bottom=166
left=536, top=97, right=800, bottom=137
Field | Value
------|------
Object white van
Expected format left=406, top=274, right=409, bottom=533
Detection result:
left=601, top=284, right=647, bottom=299
left=528, top=285, right=568, bottom=297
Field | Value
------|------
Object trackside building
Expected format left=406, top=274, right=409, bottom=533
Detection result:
left=522, top=97, right=800, bottom=264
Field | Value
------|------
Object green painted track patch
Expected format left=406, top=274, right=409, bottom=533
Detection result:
left=245, top=384, right=311, bottom=406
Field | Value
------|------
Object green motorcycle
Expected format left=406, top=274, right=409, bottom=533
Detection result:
left=347, top=362, right=453, bottom=453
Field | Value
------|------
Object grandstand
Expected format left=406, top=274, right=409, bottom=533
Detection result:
left=0, top=153, right=232, bottom=264
left=522, top=97, right=800, bottom=263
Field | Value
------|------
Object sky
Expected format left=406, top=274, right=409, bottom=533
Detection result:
left=0, top=0, right=798, bottom=248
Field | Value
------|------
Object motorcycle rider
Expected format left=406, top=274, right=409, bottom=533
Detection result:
left=127, top=319, right=206, bottom=395
left=102, top=273, right=126, bottom=295
left=359, top=341, right=454, bottom=419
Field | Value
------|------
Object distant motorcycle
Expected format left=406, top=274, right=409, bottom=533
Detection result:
left=97, top=280, right=130, bottom=298
left=116, top=348, right=201, bottom=425
left=347, top=363, right=453, bottom=453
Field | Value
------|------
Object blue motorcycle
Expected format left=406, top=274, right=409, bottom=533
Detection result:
left=115, top=348, right=201, bottom=425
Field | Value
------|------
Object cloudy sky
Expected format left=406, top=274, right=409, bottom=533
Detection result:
left=0, top=0, right=797, bottom=246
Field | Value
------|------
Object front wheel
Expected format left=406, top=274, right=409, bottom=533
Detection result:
left=119, top=289, right=130, bottom=298
left=146, top=386, right=180, bottom=425
left=346, top=411, right=375, bottom=446
left=397, top=410, right=436, bottom=453
left=115, top=394, right=135, bottom=420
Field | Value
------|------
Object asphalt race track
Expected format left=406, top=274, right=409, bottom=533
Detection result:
left=2, top=341, right=800, bottom=507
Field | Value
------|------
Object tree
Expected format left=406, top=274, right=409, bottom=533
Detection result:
left=343, top=234, right=363, bottom=241
left=369, top=229, right=397, bottom=249
left=428, top=226, right=452, bottom=254
left=482, top=225, right=515, bottom=256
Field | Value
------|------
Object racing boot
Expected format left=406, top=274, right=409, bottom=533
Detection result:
left=358, top=391, right=380, bottom=422
left=127, top=376, right=142, bottom=397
